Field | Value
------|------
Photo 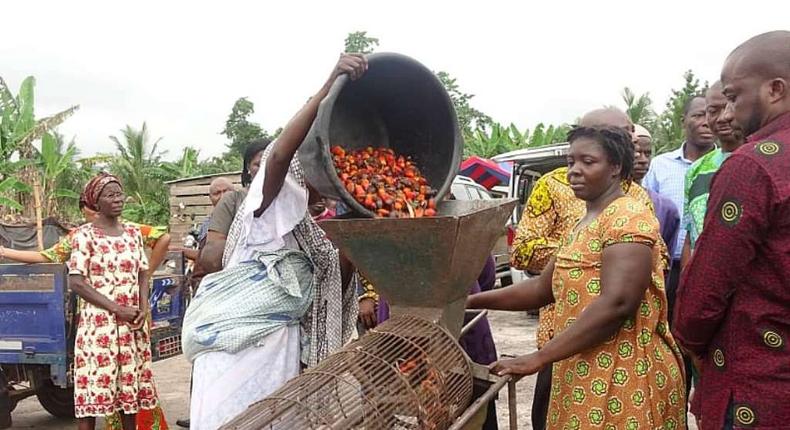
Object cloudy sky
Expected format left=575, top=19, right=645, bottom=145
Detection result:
left=2, top=1, right=786, bottom=160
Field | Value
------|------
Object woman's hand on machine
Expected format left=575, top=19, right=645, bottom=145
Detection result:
left=489, top=351, right=546, bottom=377
left=358, top=298, right=377, bottom=329
left=329, top=53, right=368, bottom=82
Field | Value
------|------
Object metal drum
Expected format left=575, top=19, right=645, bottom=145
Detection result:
left=221, top=315, right=473, bottom=430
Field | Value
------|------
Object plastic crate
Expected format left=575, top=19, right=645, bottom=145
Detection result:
left=150, top=325, right=182, bottom=362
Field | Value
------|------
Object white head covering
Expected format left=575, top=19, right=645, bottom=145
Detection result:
left=635, top=124, right=652, bottom=139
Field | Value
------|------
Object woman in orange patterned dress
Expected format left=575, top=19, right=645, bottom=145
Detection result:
left=468, top=126, right=685, bottom=429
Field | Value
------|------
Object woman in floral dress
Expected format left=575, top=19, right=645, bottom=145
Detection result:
left=0, top=195, right=169, bottom=429
left=67, top=173, right=159, bottom=430
left=468, top=126, right=686, bottom=429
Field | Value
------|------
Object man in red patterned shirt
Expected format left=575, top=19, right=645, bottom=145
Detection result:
left=673, top=30, right=790, bottom=430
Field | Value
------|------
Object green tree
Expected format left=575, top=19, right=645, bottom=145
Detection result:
left=464, top=122, right=571, bottom=158
left=0, top=76, right=79, bottom=216
left=161, top=147, right=203, bottom=179
left=221, top=97, right=267, bottom=155
left=653, top=71, right=708, bottom=154
left=38, top=131, right=82, bottom=217
left=436, top=71, right=493, bottom=141
left=109, top=123, right=171, bottom=225
left=344, top=31, right=379, bottom=54
left=622, top=87, right=657, bottom=130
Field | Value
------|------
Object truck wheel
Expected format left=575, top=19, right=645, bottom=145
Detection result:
left=35, top=380, right=74, bottom=418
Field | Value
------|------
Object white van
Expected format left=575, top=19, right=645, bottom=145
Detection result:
left=492, top=142, right=570, bottom=284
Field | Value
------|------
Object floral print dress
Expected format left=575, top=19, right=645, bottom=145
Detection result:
left=67, top=223, right=159, bottom=418
left=548, top=196, right=686, bottom=429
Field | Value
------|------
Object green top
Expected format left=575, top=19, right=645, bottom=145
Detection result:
left=684, top=148, right=731, bottom=250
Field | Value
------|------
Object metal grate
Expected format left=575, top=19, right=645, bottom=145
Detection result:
left=151, top=327, right=182, bottom=362
left=221, top=314, right=474, bottom=430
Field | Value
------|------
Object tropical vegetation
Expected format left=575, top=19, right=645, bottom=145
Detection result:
left=0, top=32, right=708, bottom=227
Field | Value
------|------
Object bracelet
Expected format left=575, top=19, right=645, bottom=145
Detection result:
left=358, top=291, right=379, bottom=304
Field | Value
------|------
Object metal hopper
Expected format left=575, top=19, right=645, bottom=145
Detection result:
left=319, top=199, right=517, bottom=338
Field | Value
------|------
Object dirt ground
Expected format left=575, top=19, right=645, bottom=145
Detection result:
left=9, top=311, right=695, bottom=429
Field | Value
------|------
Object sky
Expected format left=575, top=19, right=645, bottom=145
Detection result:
left=2, top=1, right=787, bottom=161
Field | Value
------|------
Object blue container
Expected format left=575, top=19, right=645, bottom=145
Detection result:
left=150, top=275, right=184, bottom=325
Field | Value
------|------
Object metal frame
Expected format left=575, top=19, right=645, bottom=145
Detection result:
left=448, top=310, right=520, bottom=430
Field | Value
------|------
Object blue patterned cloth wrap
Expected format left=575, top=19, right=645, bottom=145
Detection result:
left=182, top=249, right=314, bottom=361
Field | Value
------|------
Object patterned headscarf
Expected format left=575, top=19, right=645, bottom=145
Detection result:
left=223, top=144, right=358, bottom=367
left=82, top=173, right=122, bottom=211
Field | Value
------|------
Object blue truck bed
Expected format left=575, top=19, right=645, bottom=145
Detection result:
left=0, top=264, right=70, bottom=387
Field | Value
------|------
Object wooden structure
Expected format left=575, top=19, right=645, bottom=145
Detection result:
left=166, top=172, right=242, bottom=244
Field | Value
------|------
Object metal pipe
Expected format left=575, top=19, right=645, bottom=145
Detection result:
left=460, top=310, right=488, bottom=337
left=508, top=377, right=518, bottom=430
left=446, top=375, right=510, bottom=430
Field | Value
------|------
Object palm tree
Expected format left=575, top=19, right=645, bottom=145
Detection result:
left=622, top=87, right=656, bottom=129
left=109, top=123, right=171, bottom=224
left=110, top=123, right=165, bottom=196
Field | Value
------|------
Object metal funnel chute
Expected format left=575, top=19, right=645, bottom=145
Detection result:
left=320, top=199, right=517, bottom=337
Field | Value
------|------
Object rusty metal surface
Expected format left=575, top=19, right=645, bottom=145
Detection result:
left=459, top=310, right=488, bottom=339
left=0, top=273, right=56, bottom=292
left=221, top=315, right=473, bottom=430
left=319, top=199, right=516, bottom=334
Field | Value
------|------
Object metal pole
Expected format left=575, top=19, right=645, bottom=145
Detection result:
left=460, top=309, right=488, bottom=337
left=508, top=378, right=518, bottom=430
left=447, top=375, right=510, bottom=430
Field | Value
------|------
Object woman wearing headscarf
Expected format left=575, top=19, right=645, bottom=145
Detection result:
left=183, top=54, right=366, bottom=429
left=67, top=173, right=158, bottom=430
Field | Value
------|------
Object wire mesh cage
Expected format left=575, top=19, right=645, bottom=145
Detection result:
left=221, top=314, right=474, bottom=430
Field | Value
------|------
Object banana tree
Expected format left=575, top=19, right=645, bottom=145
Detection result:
left=161, top=147, right=203, bottom=180
left=0, top=177, right=31, bottom=211
left=38, top=132, right=81, bottom=216
left=0, top=76, right=79, bottom=218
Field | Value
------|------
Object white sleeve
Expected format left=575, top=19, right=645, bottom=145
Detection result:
left=246, top=169, right=308, bottom=249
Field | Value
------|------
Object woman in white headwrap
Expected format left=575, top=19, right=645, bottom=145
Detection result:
left=183, top=54, right=367, bottom=429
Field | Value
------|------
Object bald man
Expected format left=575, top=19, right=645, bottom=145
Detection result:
left=673, top=31, right=790, bottom=429
left=510, top=107, right=656, bottom=430
left=179, top=177, right=235, bottom=262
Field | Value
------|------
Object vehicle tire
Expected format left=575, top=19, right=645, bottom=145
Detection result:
left=35, top=380, right=74, bottom=418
